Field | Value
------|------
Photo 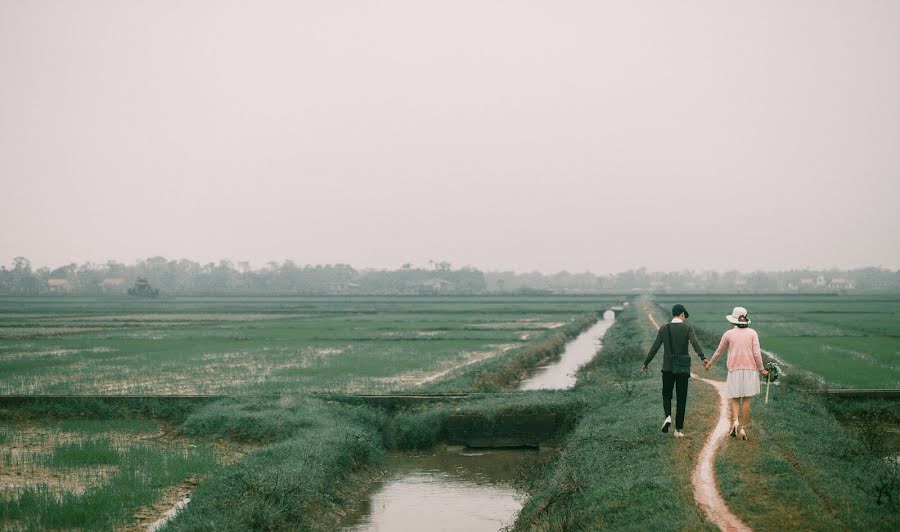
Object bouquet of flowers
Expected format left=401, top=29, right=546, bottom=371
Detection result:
left=765, top=361, right=781, bottom=382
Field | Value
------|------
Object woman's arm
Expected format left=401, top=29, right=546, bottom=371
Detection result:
left=751, top=330, right=765, bottom=371
left=707, top=332, right=729, bottom=366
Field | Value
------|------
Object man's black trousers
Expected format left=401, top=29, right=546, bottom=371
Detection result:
left=662, top=371, right=689, bottom=430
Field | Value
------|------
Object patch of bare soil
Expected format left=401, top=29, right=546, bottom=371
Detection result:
left=692, top=376, right=752, bottom=532
left=0, top=464, right=119, bottom=498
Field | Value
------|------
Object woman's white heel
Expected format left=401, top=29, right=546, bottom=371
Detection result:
left=730, top=420, right=739, bottom=438
left=739, top=428, right=747, bottom=440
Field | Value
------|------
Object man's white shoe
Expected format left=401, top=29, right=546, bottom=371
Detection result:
left=673, top=430, right=685, bottom=438
left=661, top=416, right=672, bottom=433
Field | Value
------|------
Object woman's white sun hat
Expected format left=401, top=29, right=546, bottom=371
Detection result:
left=726, top=307, right=751, bottom=325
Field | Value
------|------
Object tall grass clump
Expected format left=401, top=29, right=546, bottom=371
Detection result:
left=40, top=438, right=121, bottom=467
left=168, top=396, right=388, bottom=531
left=385, top=391, right=589, bottom=450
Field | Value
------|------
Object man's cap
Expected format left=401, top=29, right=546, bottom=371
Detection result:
left=672, top=304, right=689, bottom=318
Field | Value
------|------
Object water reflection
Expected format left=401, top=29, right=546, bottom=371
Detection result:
left=519, top=313, right=615, bottom=390
left=345, top=449, right=537, bottom=532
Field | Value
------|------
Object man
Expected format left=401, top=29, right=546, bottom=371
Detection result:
left=641, top=304, right=708, bottom=437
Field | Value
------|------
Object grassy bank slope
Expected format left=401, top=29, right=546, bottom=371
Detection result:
left=654, top=296, right=899, bottom=529
left=167, top=391, right=593, bottom=530
left=711, top=357, right=900, bottom=529
left=513, top=301, right=719, bottom=530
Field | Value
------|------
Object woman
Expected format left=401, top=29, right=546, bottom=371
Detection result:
left=704, top=306, right=770, bottom=440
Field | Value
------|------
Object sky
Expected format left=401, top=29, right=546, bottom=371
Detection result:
left=2, top=1, right=899, bottom=274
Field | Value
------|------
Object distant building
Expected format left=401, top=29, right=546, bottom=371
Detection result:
left=799, top=278, right=816, bottom=286
left=421, top=279, right=453, bottom=291
left=102, top=277, right=127, bottom=294
left=47, top=278, right=72, bottom=293
left=326, top=282, right=360, bottom=292
left=829, top=277, right=854, bottom=289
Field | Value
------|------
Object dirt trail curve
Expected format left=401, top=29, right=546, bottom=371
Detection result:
left=645, top=307, right=751, bottom=532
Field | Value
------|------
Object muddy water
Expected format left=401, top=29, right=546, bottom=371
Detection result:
left=345, top=448, right=537, bottom=532
left=347, top=311, right=614, bottom=530
left=519, top=310, right=616, bottom=390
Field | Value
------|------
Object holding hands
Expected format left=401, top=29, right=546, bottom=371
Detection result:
left=703, top=359, right=712, bottom=371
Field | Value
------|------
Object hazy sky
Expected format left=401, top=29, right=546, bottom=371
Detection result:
left=2, top=1, right=899, bottom=274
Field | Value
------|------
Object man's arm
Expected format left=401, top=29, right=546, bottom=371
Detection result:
left=688, top=325, right=707, bottom=360
left=642, top=327, right=664, bottom=369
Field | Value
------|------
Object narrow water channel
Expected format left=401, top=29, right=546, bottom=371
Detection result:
left=519, top=309, right=616, bottom=390
left=345, top=448, right=538, bottom=532
left=347, top=310, right=615, bottom=531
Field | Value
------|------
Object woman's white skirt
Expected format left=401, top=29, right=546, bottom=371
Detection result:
left=726, top=369, right=761, bottom=398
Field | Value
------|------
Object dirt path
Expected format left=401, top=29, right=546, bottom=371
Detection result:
left=644, top=306, right=751, bottom=532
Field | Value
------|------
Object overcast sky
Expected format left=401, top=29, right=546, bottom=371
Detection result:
left=2, top=1, right=899, bottom=274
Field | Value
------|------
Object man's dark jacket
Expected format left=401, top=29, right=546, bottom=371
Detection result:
left=644, top=321, right=707, bottom=372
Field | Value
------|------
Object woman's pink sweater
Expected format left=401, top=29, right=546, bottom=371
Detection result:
left=709, top=327, right=765, bottom=371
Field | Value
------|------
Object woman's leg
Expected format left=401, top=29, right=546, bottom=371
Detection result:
left=731, top=398, right=740, bottom=424
left=741, top=397, right=752, bottom=428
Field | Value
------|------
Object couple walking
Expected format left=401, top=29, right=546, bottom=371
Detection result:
left=640, top=304, right=770, bottom=439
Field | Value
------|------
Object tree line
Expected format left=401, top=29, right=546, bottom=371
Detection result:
left=1, top=257, right=898, bottom=296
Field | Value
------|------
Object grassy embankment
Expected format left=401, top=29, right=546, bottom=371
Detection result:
left=166, top=312, right=602, bottom=530
left=511, top=300, right=720, bottom=530
left=427, top=312, right=600, bottom=392
left=647, top=296, right=900, bottom=530
left=165, top=392, right=593, bottom=530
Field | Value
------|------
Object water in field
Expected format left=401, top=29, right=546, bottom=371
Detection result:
left=345, top=448, right=536, bottom=532
left=519, top=309, right=616, bottom=390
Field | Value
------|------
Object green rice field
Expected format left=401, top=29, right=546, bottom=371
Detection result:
left=0, top=296, right=618, bottom=395
left=0, top=416, right=231, bottom=530
left=653, top=295, right=900, bottom=389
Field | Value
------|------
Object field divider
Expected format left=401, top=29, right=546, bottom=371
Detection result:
left=643, top=300, right=750, bottom=532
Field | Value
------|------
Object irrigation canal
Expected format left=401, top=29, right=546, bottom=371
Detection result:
left=520, top=309, right=616, bottom=390
left=345, top=310, right=617, bottom=531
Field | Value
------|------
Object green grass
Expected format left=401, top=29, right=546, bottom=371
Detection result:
left=653, top=294, right=900, bottom=388
left=168, top=391, right=591, bottom=530
left=0, top=417, right=220, bottom=530
left=714, top=392, right=900, bottom=530
left=11, top=294, right=893, bottom=530
left=0, top=296, right=620, bottom=394
left=650, top=295, right=900, bottom=530
left=168, top=397, right=388, bottom=531
left=511, top=299, right=719, bottom=530
left=40, top=438, right=121, bottom=467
